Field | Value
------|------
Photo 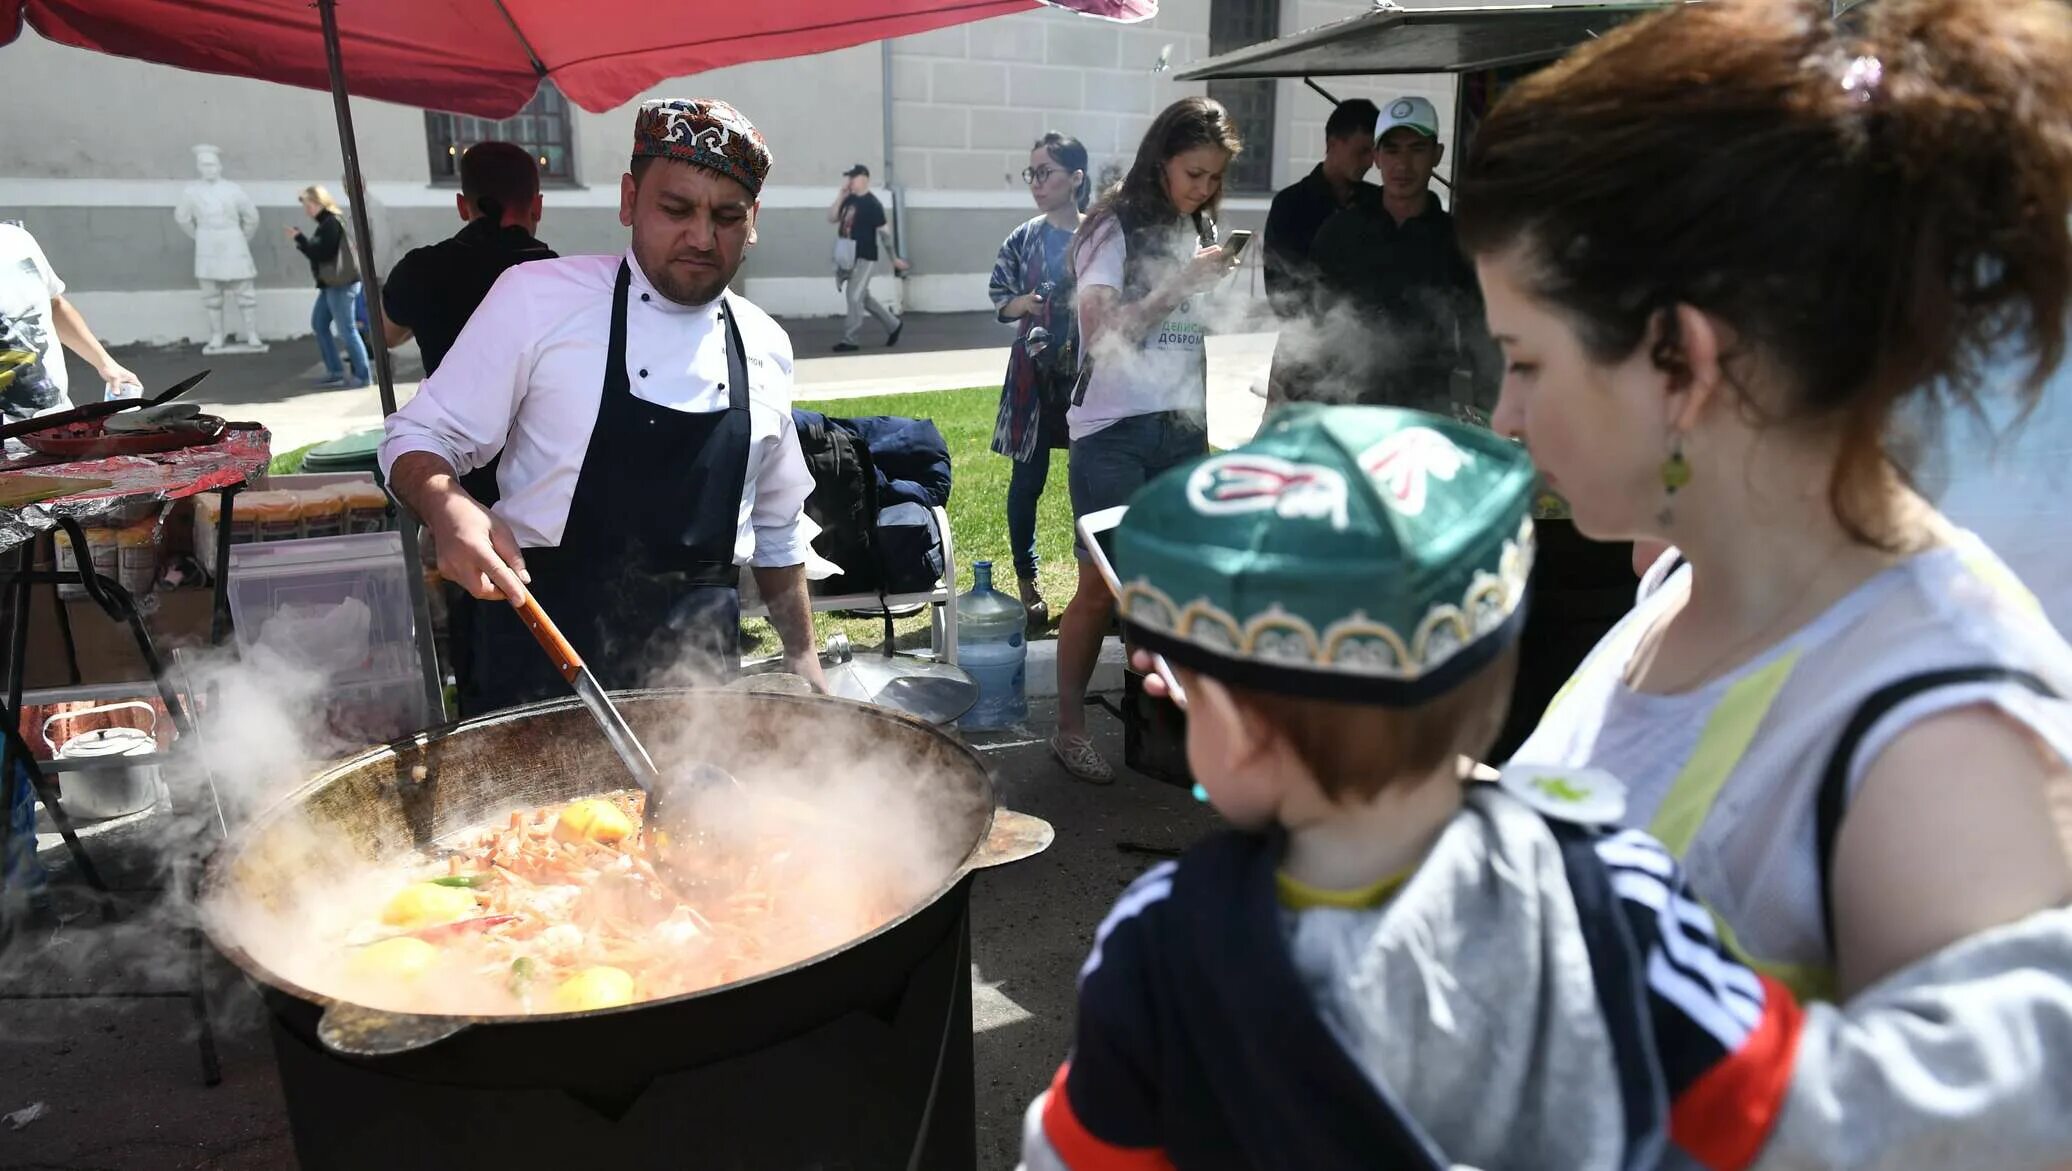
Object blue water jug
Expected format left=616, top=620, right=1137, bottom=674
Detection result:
left=957, top=561, right=1028, bottom=729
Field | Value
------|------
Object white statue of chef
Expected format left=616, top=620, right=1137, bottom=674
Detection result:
left=174, top=144, right=268, bottom=353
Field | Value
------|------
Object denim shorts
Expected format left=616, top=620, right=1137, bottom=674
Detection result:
left=1069, top=410, right=1209, bottom=560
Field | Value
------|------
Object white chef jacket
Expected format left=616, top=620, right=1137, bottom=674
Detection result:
left=378, top=251, right=814, bottom=568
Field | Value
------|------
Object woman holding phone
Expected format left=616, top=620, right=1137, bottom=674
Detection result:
left=1050, top=97, right=1244, bottom=783
left=989, top=132, right=1092, bottom=630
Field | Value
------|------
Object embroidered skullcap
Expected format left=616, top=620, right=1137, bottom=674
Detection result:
left=631, top=99, right=772, bottom=196
left=1115, top=406, right=1537, bottom=706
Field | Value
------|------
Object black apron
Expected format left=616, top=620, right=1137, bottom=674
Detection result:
left=462, top=260, right=752, bottom=716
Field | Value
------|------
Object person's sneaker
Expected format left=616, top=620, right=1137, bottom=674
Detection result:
left=832, top=342, right=861, bottom=353
left=886, top=322, right=904, bottom=347
left=314, top=374, right=351, bottom=388
left=1018, top=575, right=1049, bottom=632
left=1048, top=733, right=1115, bottom=785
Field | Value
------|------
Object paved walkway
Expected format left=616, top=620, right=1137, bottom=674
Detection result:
left=78, top=312, right=1275, bottom=457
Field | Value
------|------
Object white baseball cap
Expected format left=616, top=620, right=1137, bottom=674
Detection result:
left=1377, top=95, right=1441, bottom=141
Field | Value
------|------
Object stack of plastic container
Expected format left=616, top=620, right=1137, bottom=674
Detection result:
left=226, top=530, right=428, bottom=745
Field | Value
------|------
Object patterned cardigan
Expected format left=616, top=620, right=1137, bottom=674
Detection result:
left=989, top=215, right=1080, bottom=461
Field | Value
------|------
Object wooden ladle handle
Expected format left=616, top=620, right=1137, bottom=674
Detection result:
left=512, top=594, right=583, bottom=683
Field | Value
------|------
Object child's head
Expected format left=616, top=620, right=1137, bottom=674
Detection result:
left=1115, top=407, right=1537, bottom=828
left=1173, top=652, right=1517, bottom=828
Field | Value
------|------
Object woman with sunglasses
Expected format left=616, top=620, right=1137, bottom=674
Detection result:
left=988, top=133, right=1092, bottom=631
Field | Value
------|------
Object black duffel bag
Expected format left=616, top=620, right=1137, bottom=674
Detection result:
left=792, top=410, right=951, bottom=597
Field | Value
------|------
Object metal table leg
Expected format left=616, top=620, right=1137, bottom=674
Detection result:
left=209, top=484, right=239, bottom=648
left=7, top=519, right=223, bottom=1086
left=53, top=518, right=195, bottom=743
left=1, top=544, right=30, bottom=946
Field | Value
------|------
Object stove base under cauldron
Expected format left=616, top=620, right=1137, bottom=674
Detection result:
left=268, top=901, right=978, bottom=1171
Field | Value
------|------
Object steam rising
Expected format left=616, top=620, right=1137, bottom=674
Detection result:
left=0, top=648, right=355, bottom=1042
left=8, top=602, right=985, bottom=1037
left=1074, top=225, right=1459, bottom=429
left=201, top=649, right=982, bottom=1018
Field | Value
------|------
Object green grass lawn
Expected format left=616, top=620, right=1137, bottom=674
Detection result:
left=280, top=387, right=1070, bottom=658
left=268, top=441, right=320, bottom=475
left=743, top=385, right=1078, bottom=657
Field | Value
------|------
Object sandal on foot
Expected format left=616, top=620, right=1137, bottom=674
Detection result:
left=1049, top=733, right=1115, bottom=784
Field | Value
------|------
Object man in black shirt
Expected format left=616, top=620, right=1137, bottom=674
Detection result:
left=828, top=164, right=909, bottom=352
left=383, top=142, right=557, bottom=375
left=1300, top=96, right=1497, bottom=415
left=1263, top=99, right=1381, bottom=317
left=380, top=141, right=556, bottom=699
left=1261, top=99, right=1383, bottom=411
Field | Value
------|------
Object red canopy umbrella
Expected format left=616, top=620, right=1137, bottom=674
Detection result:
left=0, top=0, right=1155, bottom=714
left=0, top=0, right=1154, bottom=117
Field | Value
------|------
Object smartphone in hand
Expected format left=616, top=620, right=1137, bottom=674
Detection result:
left=1076, top=505, right=1189, bottom=709
left=1221, top=229, right=1254, bottom=260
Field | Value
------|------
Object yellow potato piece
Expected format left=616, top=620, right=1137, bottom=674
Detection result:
left=348, top=936, right=440, bottom=982
left=380, top=882, right=478, bottom=929
left=553, top=798, right=635, bottom=845
left=551, top=966, right=637, bottom=1012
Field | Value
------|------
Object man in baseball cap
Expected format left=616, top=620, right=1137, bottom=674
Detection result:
left=1288, top=94, right=1498, bottom=420
left=829, top=163, right=909, bottom=351
left=1377, top=94, right=1442, bottom=142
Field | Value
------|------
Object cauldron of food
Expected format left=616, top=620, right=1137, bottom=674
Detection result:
left=200, top=688, right=1052, bottom=1170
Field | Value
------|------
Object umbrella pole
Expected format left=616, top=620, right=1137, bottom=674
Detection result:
left=317, top=0, right=450, bottom=722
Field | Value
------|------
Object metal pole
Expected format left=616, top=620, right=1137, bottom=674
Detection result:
left=882, top=41, right=908, bottom=281
left=1302, top=76, right=1341, bottom=105
left=317, top=0, right=449, bottom=722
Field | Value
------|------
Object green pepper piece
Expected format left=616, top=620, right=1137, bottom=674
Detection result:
left=430, top=874, right=485, bottom=888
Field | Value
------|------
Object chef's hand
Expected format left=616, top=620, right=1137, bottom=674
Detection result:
left=783, top=648, right=830, bottom=694
left=426, top=491, right=531, bottom=603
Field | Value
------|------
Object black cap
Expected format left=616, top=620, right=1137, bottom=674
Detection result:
left=843, top=164, right=871, bottom=178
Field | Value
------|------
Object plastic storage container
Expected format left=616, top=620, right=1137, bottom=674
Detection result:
left=227, top=531, right=427, bottom=742
left=955, top=561, right=1027, bottom=730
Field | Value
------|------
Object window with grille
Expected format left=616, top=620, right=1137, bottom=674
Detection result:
left=1208, top=0, right=1280, bottom=194
left=425, top=81, right=576, bottom=186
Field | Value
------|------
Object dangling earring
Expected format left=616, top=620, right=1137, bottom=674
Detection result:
left=1657, top=438, right=1691, bottom=527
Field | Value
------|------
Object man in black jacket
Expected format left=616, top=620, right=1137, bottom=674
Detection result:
left=1260, top=100, right=1383, bottom=413
left=1262, top=99, right=1381, bottom=321
left=1298, top=96, right=1497, bottom=415
left=382, top=142, right=557, bottom=376
left=380, top=141, right=556, bottom=700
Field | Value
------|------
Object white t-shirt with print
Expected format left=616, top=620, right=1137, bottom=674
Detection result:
left=1068, top=218, right=1208, bottom=441
left=0, top=223, right=70, bottom=413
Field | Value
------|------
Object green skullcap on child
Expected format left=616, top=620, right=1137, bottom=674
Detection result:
left=1115, top=405, right=1537, bottom=706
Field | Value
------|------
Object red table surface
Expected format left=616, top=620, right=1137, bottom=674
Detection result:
left=0, top=426, right=271, bottom=553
